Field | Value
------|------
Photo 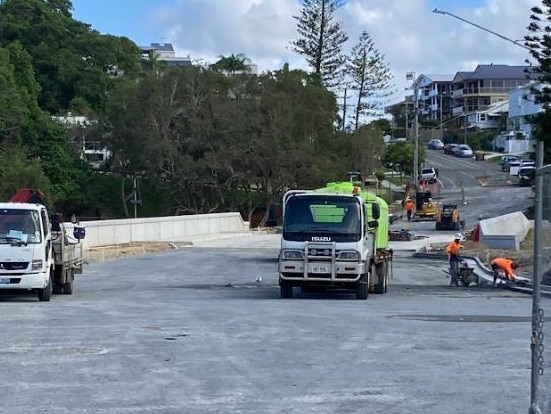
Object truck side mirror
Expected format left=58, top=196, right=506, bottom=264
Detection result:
left=371, top=203, right=380, bottom=220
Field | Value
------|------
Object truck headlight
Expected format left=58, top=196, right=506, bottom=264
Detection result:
left=338, top=250, right=360, bottom=261
left=31, top=260, right=43, bottom=271
left=282, top=250, right=304, bottom=260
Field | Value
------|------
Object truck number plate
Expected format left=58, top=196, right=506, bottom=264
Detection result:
left=310, top=264, right=330, bottom=274
left=0, top=277, right=10, bottom=284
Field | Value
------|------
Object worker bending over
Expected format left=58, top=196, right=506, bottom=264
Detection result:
left=491, top=257, right=518, bottom=286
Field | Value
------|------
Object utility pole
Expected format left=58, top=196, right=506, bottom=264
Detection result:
left=413, top=81, right=419, bottom=185
left=440, top=91, right=445, bottom=139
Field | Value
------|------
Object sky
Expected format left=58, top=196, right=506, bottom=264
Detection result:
left=70, top=0, right=537, bottom=107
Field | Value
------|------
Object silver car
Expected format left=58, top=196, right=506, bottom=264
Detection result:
left=456, top=144, right=473, bottom=158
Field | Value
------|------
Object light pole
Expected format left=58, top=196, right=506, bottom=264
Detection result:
left=432, top=9, right=532, bottom=51
left=406, top=72, right=419, bottom=184
left=439, top=90, right=446, bottom=139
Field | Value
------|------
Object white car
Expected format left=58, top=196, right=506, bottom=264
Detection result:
left=456, top=144, right=473, bottom=158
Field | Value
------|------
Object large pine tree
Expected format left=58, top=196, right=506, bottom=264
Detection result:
left=347, top=30, right=393, bottom=130
left=290, top=0, right=348, bottom=88
left=526, top=1, right=551, bottom=162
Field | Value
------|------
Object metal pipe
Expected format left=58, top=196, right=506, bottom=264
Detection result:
left=413, top=81, right=419, bottom=185
left=530, top=140, right=544, bottom=413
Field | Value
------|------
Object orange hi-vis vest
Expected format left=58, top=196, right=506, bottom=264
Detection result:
left=491, top=257, right=515, bottom=278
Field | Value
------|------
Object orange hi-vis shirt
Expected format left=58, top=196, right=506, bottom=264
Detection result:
left=491, top=258, right=516, bottom=278
left=405, top=200, right=415, bottom=211
left=445, top=240, right=462, bottom=256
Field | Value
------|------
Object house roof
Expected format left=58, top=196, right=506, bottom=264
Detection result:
left=465, top=64, right=538, bottom=80
left=423, top=74, right=454, bottom=82
left=453, top=71, right=474, bottom=83
left=149, top=43, right=175, bottom=52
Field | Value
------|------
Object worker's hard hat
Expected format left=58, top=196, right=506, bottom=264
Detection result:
left=454, top=233, right=463, bottom=240
left=406, top=197, right=411, bottom=201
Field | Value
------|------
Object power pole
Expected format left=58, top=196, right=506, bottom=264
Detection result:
left=413, top=81, right=419, bottom=185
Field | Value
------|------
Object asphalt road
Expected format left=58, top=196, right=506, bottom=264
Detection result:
left=1, top=233, right=550, bottom=414
left=415, top=150, right=533, bottom=226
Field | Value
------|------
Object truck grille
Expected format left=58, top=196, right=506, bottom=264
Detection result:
left=0, top=262, right=29, bottom=271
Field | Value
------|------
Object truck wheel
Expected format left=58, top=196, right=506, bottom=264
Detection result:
left=63, top=280, right=74, bottom=295
left=280, top=283, right=293, bottom=299
left=38, top=277, right=52, bottom=302
left=63, top=270, right=74, bottom=295
left=374, top=263, right=387, bottom=294
left=356, top=273, right=368, bottom=300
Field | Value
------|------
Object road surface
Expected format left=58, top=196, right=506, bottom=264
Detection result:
left=0, top=233, right=549, bottom=414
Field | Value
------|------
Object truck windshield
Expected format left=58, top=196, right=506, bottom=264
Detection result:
left=283, top=196, right=362, bottom=242
left=0, top=209, right=42, bottom=244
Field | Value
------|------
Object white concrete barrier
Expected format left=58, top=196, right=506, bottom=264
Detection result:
left=479, top=211, right=533, bottom=250
left=64, top=213, right=250, bottom=248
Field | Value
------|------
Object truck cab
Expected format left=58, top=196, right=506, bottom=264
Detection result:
left=0, top=202, right=53, bottom=301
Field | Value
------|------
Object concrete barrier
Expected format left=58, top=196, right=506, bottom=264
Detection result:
left=64, top=213, right=250, bottom=248
left=479, top=211, right=533, bottom=250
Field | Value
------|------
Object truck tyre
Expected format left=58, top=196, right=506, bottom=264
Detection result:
left=356, top=273, right=368, bottom=300
left=280, top=283, right=293, bottom=299
left=374, top=263, right=386, bottom=294
left=38, top=276, right=52, bottom=302
left=63, top=269, right=74, bottom=295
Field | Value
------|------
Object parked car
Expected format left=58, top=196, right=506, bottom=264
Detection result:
left=501, top=155, right=519, bottom=172
left=508, top=160, right=522, bottom=176
left=427, top=139, right=444, bottom=150
left=455, top=144, right=474, bottom=158
left=520, top=159, right=535, bottom=168
left=518, top=165, right=536, bottom=186
left=444, top=143, right=458, bottom=155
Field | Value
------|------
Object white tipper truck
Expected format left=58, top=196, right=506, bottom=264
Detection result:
left=0, top=189, right=85, bottom=301
left=278, top=179, right=393, bottom=300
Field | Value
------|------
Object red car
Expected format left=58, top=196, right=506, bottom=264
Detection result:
left=444, top=143, right=458, bottom=155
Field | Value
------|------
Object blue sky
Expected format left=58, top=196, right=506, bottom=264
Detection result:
left=70, top=0, right=536, bottom=104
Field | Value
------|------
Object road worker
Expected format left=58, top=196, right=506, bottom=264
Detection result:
left=404, top=197, right=415, bottom=221
left=491, top=257, right=518, bottom=286
left=445, top=233, right=463, bottom=286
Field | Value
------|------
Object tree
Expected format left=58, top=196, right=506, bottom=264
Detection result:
left=211, top=53, right=251, bottom=76
left=347, top=30, right=393, bottom=130
left=291, top=0, right=348, bottom=88
left=526, top=1, right=551, bottom=162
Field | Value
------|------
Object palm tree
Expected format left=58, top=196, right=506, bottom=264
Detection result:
left=212, top=53, right=251, bottom=76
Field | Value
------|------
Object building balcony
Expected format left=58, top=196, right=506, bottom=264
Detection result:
left=452, top=106, right=464, bottom=116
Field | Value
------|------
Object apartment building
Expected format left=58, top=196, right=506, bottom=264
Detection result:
left=451, top=64, right=537, bottom=129
left=415, top=74, right=454, bottom=121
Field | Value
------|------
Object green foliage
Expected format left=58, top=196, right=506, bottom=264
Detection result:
left=346, top=31, right=393, bottom=129
left=0, top=0, right=141, bottom=114
left=291, top=0, right=348, bottom=87
left=526, top=1, right=551, bottom=162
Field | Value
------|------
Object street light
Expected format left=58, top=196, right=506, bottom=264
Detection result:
left=432, top=9, right=532, bottom=51
left=439, top=90, right=447, bottom=139
left=406, top=72, right=419, bottom=184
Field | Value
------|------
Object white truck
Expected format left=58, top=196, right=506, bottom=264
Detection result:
left=0, top=189, right=85, bottom=301
left=278, top=179, right=393, bottom=300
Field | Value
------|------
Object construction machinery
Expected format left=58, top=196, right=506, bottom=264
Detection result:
left=413, top=190, right=438, bottom=221
left=435, top=204, right=465, bottom=230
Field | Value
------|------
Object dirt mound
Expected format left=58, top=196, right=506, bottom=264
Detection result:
left=84, top=242, right=185, bottom=263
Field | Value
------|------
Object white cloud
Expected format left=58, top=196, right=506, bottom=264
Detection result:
left=152, top=0, right=536, bottom=104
